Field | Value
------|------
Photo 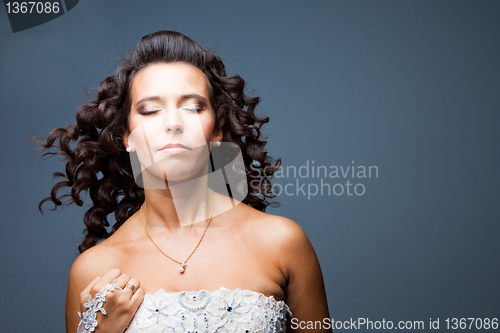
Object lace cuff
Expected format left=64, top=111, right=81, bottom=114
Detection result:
left=77, top=279, right=122, bottom=333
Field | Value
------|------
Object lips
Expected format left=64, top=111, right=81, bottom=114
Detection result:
left=159, top=143, right=191, bottom=154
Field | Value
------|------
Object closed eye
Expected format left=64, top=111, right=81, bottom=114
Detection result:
left=138, top=108, right=160, bottom=115
left=183, top=106, right=204, bottom=113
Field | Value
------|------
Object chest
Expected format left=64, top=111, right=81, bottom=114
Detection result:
left=116, top=229, right=287, bottom=300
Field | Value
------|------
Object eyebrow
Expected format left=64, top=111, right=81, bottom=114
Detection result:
left=135, top=94, right=209, bottom=107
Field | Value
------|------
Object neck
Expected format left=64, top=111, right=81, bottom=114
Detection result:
left=142, top=173, right=213, bottom=231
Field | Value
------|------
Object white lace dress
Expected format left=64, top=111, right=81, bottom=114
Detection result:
left=124, top=287, right=292, bottom=333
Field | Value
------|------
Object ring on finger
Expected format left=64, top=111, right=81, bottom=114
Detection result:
left=125, top=283, right=137, bottom=295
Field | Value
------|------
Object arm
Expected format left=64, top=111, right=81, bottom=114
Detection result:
left=66, top=249, right=97, bottom=333
left=278, top=220, right=330, bottom=332
left=65, top=248, right=144, bottom=333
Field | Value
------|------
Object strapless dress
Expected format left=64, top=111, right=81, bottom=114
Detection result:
left=123, top=287, right=292, bottom=333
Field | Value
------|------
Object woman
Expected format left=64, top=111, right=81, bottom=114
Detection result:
left=41, top=31, right=329, bottom=332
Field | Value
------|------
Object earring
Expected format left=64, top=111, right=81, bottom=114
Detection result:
left=126, top=147, right=132, bottom=152
left=215, top=141, right=221, bottom=147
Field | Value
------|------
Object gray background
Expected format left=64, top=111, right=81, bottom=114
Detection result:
left=1, top=0, right=499, bottom=332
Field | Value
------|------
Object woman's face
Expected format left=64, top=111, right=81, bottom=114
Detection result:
left=124, top=62, right=220, bottom=185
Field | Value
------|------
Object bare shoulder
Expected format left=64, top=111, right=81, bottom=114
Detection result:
left=68, top=214, right=140, bottom=281
left=68, top=235, right=125, bottom=291
left=68, top=228, right=137, bottom=291
left=238, top=206, right=330, bottom=326
left=241, top=204, right=309, bottom=245
left=65, top=232, right=133, bottom=332
left=236, top=204, right=314, bottom=274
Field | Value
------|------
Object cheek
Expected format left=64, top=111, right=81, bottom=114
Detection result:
left=200, top=114, right=216, bottom=139
left=128, top=116, right=163, bottom=154
left=128, top=115, right=140, bottom=138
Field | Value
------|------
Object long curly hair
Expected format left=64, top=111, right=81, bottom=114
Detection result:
left=39, top=31, right=281, bottom=253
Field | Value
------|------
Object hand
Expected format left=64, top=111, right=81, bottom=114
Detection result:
left=78, top=268, right=144, bottom=333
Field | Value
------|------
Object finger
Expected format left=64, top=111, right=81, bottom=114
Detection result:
left=123, top=277, right=140, bottom=297
left=115, top=273, right=131, bottom=290
left=91, top=268, right=122, bottom=292
left=100, top=268, right=122, bottom=285
left=130, top=287, right=145, bottom=309
left=80, top=275, right=102, bottom=310
left=101, top=268, right=122, bottom=282
left=82, top=276, right=101, bottom=295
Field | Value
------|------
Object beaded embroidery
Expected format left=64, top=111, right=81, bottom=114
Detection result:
left=77, top=279, right=122, bottom=333
left=124, top=287, right=292, bottom=333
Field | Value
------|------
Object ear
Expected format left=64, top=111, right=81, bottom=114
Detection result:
left=211, top=127, right=223, bottom=146
left=123, top=130, right=135, bottom=152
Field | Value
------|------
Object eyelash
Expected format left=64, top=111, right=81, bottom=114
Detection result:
left=138, top=105, right=205, bottom=115
left=138, top=109, right=160, bottom=115
left=184, top=106, right=204, bottom=112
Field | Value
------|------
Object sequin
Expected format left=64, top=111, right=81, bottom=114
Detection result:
left=125, top=287, right=292, bottom=333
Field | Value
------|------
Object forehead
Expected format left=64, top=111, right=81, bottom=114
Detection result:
left=131, top=62, right=210, bottom=102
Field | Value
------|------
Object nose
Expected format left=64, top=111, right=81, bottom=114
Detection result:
left=164, top=108, right=184, bottom=134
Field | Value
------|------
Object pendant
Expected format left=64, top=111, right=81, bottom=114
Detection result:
left=179, top=262, right=186, bottom=274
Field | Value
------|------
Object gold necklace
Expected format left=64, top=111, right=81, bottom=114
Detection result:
left=140, top=192, right=214, bottom=274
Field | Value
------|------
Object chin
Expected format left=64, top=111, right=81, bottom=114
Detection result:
left=139, top=159, right=208, bottom=187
